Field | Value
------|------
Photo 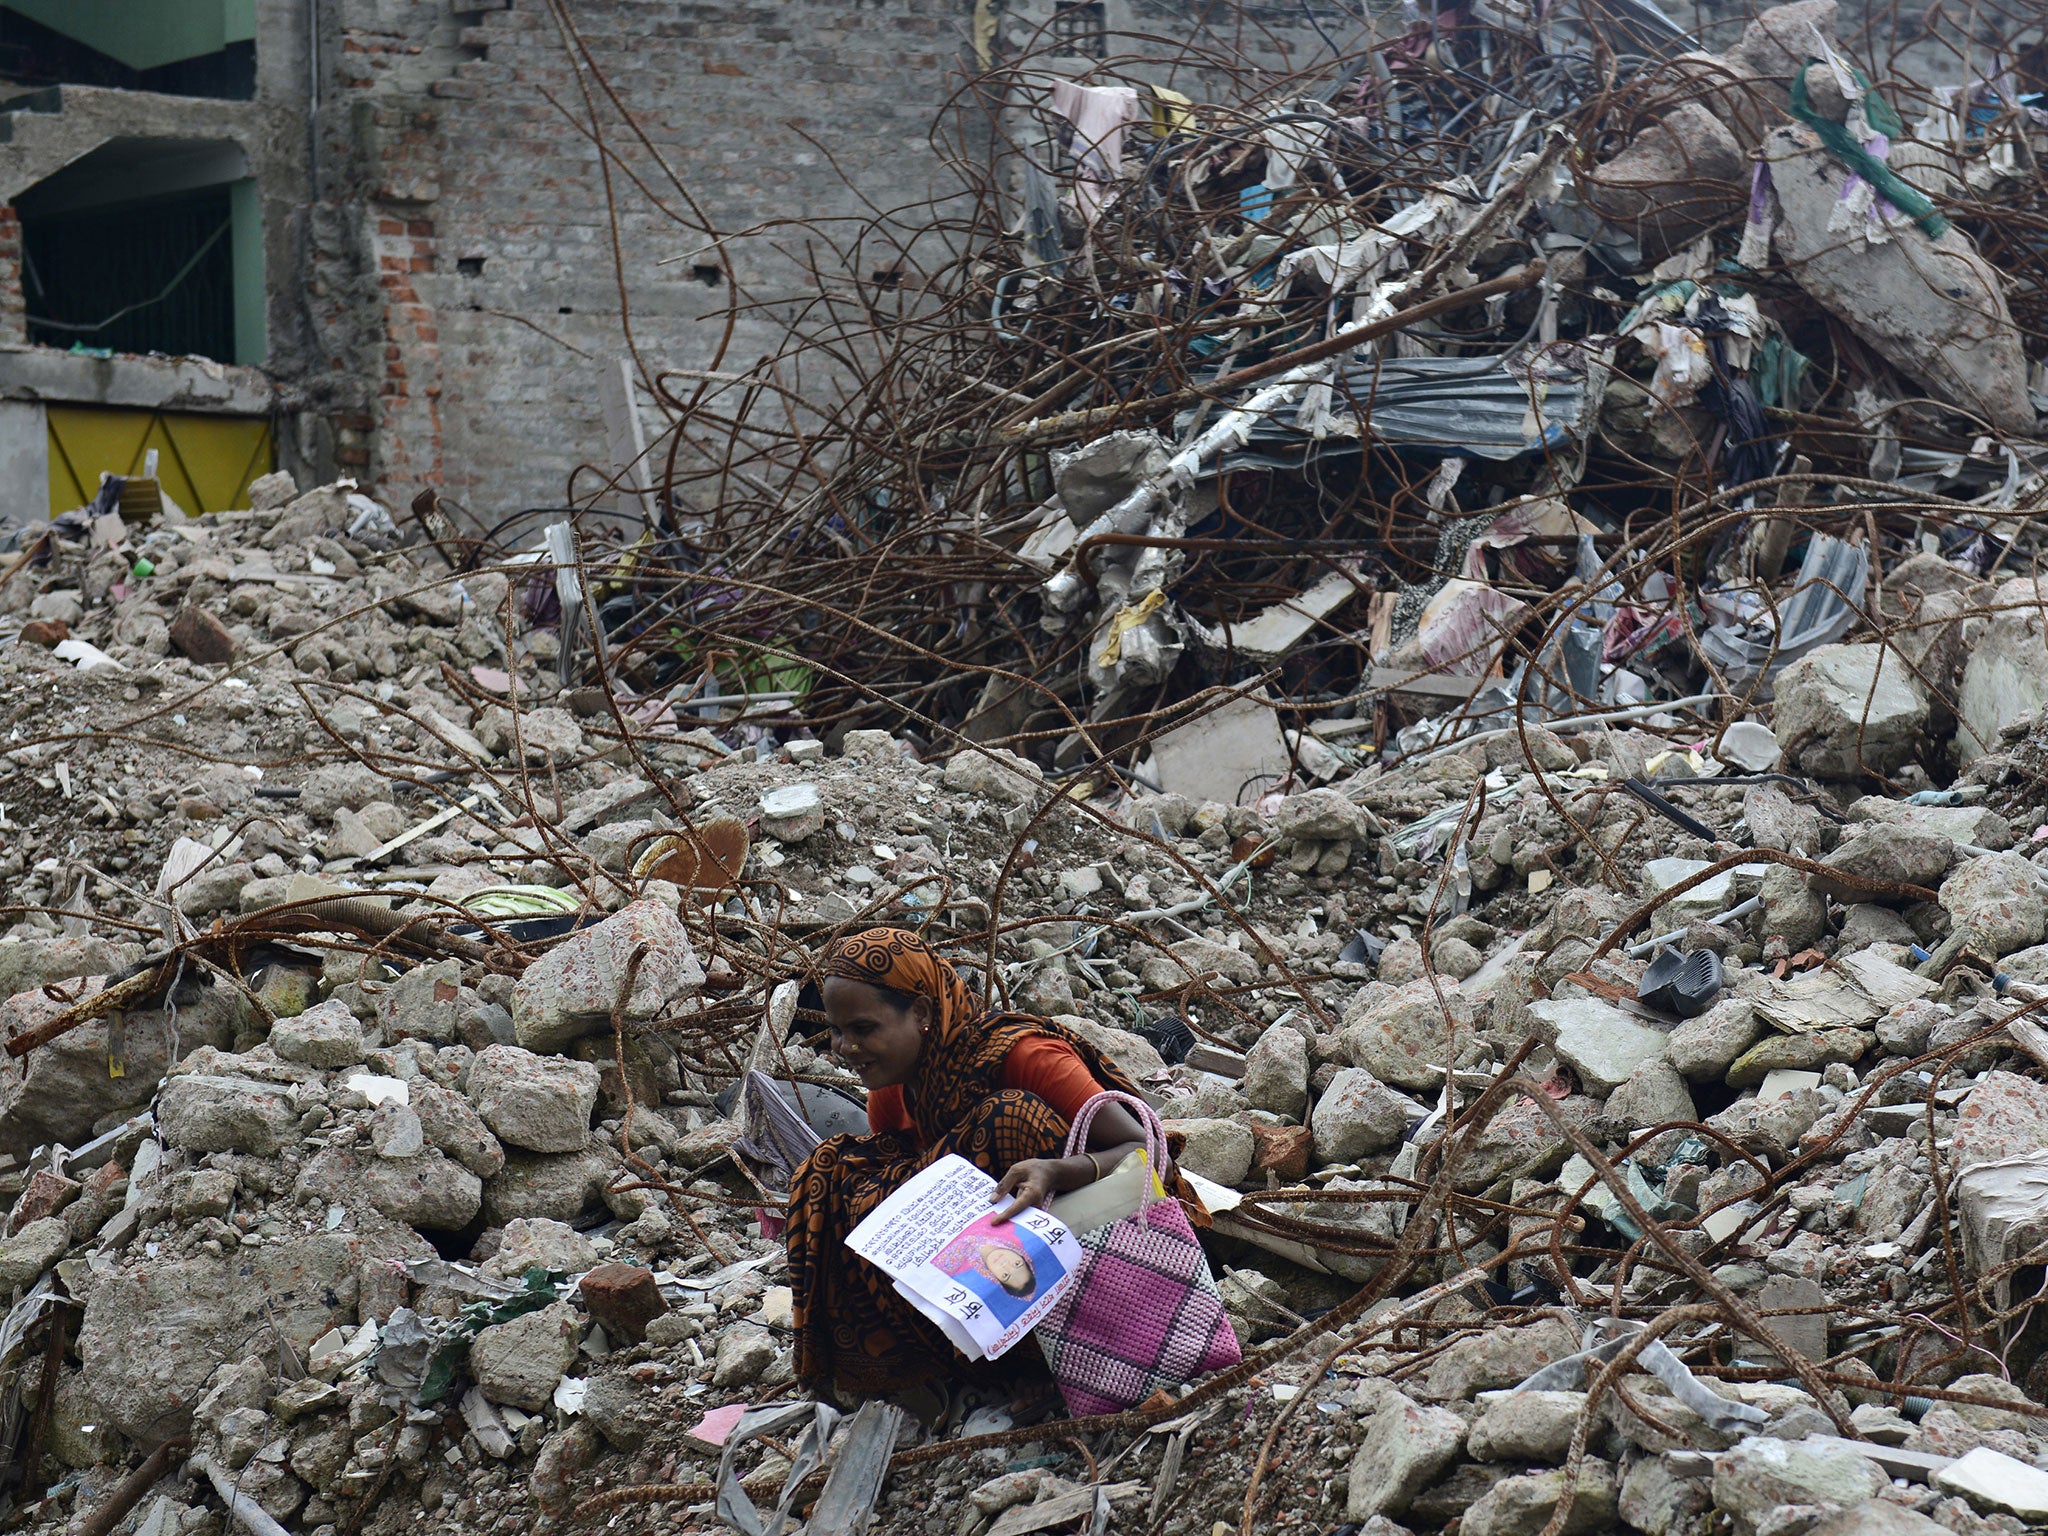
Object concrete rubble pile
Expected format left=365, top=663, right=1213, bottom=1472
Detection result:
left=6, top=2, right=2048, bottom=1536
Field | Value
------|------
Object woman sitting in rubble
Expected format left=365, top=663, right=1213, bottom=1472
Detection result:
left=787, top=927, right=1182, bottom=1410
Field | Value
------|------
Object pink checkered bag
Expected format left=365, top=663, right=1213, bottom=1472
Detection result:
left=1035, top=1090, right=1242, bottom=1416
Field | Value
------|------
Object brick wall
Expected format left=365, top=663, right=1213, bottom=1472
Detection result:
left=0, top=204, right=22, bottom=344
left=318, top=0, right=1348, bottom=517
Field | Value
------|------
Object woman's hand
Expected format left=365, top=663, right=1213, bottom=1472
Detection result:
left=991, top=1159, right=1067, bottom=1222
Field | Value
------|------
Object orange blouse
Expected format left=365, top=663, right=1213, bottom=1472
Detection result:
left=866, top=1036, right=1107, bottom=1145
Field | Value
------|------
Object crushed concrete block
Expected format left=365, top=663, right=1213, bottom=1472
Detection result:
left=1341, top=980, right=1457, bottom=1093
left=483, top=1148, right=612, bottom=1226
left=1347, top=1389, right=1466, bottom=1518
left=1767, top=123, right=2033, bottom=432
left=512, top=901, right=704, bottom=1053
left=361, top=1147, right=483, bottom=1229
left=1941, top=851, right=2046, bottom=957
left=80, top=1231, right=416, bottom=1444
left=1772, top=643, right=1929, bottom=779
left=1311, top=1068, right=1415, bottom=1164
left=269, top=998, right=364, bottom=1069
left=1164, top=1117, right=1255, bottom=1185
left=412, top=1081, right=506, bottom=1178
left=1420, top=1318, right=1579, bottom=1401
left=1467, top=1390, right=1589, bottom=1463
left=1711, top=1435, right=1888, bottom=1527
left=1460, top=1460, right=1617, bottom=1536
left=940, top=746, right=1043, bottom=802
left=0, top=1216, right=69, bottom=1288
left=467, top=1045, right=602, bottom=1153
left=157, top=1074, right=296, bottom=1156
left=1241, top=1026, right=1309, bottom=1117
left=1959, top=576, right=2048, bottom=762
left=470, top=1301, right=581, bottom=1412
left=1531, top=998, right=1670, bottom=1095
left=1951, top=1071, right=2048, bottom=1173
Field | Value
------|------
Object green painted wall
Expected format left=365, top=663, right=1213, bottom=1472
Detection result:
left=1, top=0, right=255, bottom=72
left=230, top=178, right=264, bottom=366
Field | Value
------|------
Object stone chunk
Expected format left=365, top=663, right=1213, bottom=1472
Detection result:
left=512, top=901, right=704, bottom=1053
left=479, top=705, right=584, bottom=763
left=470, top=1301, right=581, bottom=1412
left=361, top=1148, right=482, bottom=1229
left=1808, top=823, right=1952, bottom=900
left=171, top=1169, right=238, bottom=1220
left=579, top=1264, right=669, bottom=1345
left=483, top=1148, right=611, bottom=1225
left=157, top=1075, right=296, bottom=1156
left=940, top=746, right=1043, bottom=803
left=1605, top=1059, right=1697, bottom=1144
left=298, top=763, right=385, bottom=821
left=412, top=1081, right=506, bottom=1178
left=1163, top=1118, right=1254, bottom=1186
left=1847, top=795, right=2013, bottom=850
left=1942, top=852, right=2046, bottom=957
left=1311, top=1068, right=1414, bottom=1165
left=1935, top=1446, right=2048, bottom=1521
left=81, top=1231, right=400, bottom=1444
left=1725, top=1027, right=1870, bottom=1088
left=1467, top=1390, right=1588, bottom=1463
left=1052, top=1016, right=1165, bottom=1078
left=1766, top=123, right=2033, bottom=433
left=378, top=958, right=463, bottom=1045
left=1460, top=1461, right=1617, bottom=1536
left=1346, top=1390, right=1466, bottom=1518
left=1744, top=782, right=1823, bottom=856
left=1711, top=1435, right=1887, bottom=1527
left=485, top=1217, right=600, bottom=1280
left=1757, top=865, right=1828, bottom=953
left=1532, top=998, right=1669, bottom=1096
left=582, top=1376, right=661, bottom=1452
left=169, top=606, right=236, bottom=665
left=1420, top=1318, right=1579, bottom=1401
left=1273, top=787, right=1370, bottom=845
left=1582, top=101, right=1745, bottom=255
left=1804, top=1506, right=1950, bottom=1536
left=1241, top=1026, right=1309, bottom=1117
left=712, top=1322, right=779, bottom=1387
left=757, top=784, right=823, bottom=841
left=1620, top=1452, right=1712, bottom=1535
left=1667, top=1000, right=1763, bottom=1084
left=0, top=1217, right=69, bottom=1288
left=1773, top=643, right=1929, bottom=779
left=1951, top=1071, right=2048, bottom=1173
left=467, top=1046, right=602, bottom=1153
left=269, top=999, right=364, bottom=1069
left=1960, top=575, right=2048, bottom=761
left=1341, top=980, right=1454, bottom=1092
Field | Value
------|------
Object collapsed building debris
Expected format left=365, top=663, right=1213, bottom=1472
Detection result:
left=5, top=1, right=2048, bottom=1535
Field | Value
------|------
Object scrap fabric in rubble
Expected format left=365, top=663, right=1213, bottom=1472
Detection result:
left=7, top=1, right=2048, bottom=1535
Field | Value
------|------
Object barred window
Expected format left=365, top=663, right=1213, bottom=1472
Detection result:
left=1052, top=2, right=1107, bottom=58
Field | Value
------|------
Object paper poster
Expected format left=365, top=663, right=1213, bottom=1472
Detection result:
left=846, top=1154, right=1081, bottom=1360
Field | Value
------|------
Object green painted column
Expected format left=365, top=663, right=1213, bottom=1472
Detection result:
left=230, top=177, right=264, bottom=365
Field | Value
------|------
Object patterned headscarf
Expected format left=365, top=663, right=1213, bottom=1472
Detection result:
left=822, top=928, right=979, bottom=1044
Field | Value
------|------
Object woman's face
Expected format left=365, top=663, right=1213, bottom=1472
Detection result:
left=983, top=1245, right=1035, bottom=1297
left=822, top=977, right=931, bottom=1089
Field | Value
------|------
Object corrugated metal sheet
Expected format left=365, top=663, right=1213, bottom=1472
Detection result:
left=1189, top=350, right=1594, bottom=471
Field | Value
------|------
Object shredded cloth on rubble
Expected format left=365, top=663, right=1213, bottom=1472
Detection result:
left=786, top=928, right=1195, bottom=1395
left=1788, top=63, right=1951, bottom=239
